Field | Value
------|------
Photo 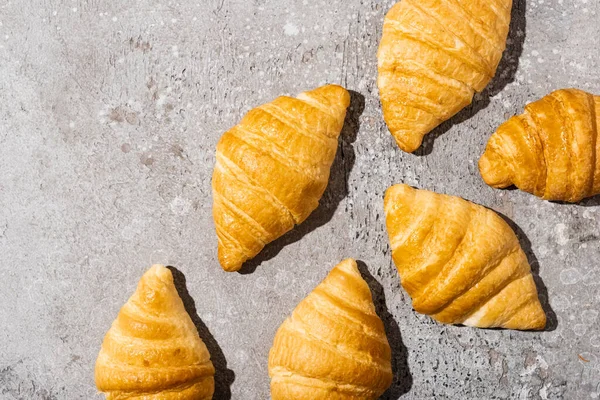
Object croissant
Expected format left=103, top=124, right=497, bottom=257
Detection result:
left=268, top=259, right=393, bottom=400
left=212, top=85, right=350, bottom=271
left=480, top=88, right=600, bottom=202
left=384, top=184, right=546, bottom=330
left=377, top=0, right=512, bottom=152
left=95, top=265, right=215, bottom=399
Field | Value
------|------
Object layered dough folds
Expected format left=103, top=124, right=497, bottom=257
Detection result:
left=384, top=184, right=546, bottom=330
left=480, top=88, right=600, bottom=202
left=95, top=265, right=215, bottom=399
left=268, top=259, right=393, bottom=399
left=378, top=0, right=512, bottom=152
left=212, top=85, right=350, bottom=271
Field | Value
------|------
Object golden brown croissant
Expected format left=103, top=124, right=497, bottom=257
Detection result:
left=212, top=85, right=350, bottom=272
left=268, top=259, right=393, bottom=400
left=377, top=0, right=512, bottom=152
left=95, top=265, right=215, bottom=399
left=480, top=88, right=600, bottom=202
left=384, top=184, right=546, bottom=330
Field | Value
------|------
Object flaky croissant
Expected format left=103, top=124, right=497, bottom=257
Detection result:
left=95, top=265, right=215, bottom=399
left=384, top=184, right=546, bottom=330
left=212, top=85, right=350, bottom=272
left=268, top=259, right=393, bottom=400
left=378, top=0, right=512, bottom=152
left=480, top=88, right=600, bottom=202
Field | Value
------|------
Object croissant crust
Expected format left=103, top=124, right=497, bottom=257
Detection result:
left=384, top=184, right=546, bottom=330
left=480, top=88, right=600, bottom=202
left=212, top=85, right=350, bottom=271
left=268, top=259, right=393, bottom=400
left=95, top=265, right=215, bottom=399
left=377, top=0, right=513, bottom=152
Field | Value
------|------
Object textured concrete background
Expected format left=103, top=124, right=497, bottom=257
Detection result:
left=1, top=0, right=599, bottom=399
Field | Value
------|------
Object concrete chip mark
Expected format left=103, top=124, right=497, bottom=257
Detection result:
left=121, top=218, right=149, bottom=240
left=499, top=358, right=509, bottom=386
left=521, top=352, right=549, bottom=379
left=129, top=36, right=152, bottom=53
left=488, top=348, right=503, bottom=366
left=108, top=106, right=139, bottom=125
left=551, top=294, right=571, bottom=311
left=146, top=76, right=156, bottom=90
left=140, top=152, right=154, bottom=166
left=573, top=323, right=588, bottom=336
left=302, top=49, right=314, bottom=63
left=559, top=268, right=582, bottom=285
left=169, top=196, right=192, bottom=216
left=283, top=22, right=299, bottom=36
left=170, top=144, right=185, bottom=159
left=581, top=309, right=599, bottom=324
left=553, top=223, right=570, bottom=246
left=254, top=276, right=269, bottom=291
left=0, top=364, right=59, bottom=399
left=580, top=266, right=600, bottom=285
left=274, top=270, right=295, bottom=293
left=579, top=234, right=599, bottom=243
left=99, top=104, right=140, bottom=126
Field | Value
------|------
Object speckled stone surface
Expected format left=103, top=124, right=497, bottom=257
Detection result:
left=1, top=0, right=599, bottom=399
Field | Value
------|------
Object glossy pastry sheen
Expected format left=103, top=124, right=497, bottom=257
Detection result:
left=268, top=259, right=393, bottom=400
left=480, top=88, right=600, bottom=202
left=384, top=184, right=546, bottom=330
left=212, top=85, right=350, bottom=271
left=378, top=0, right=512, bottom=152
left=95, top=265, right=215, bottom=399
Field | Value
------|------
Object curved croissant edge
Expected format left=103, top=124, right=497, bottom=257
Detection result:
left=268, top=259, right=393, bottom=400
left=384, top=184, right=546, bottom=331
left=95, top=265, right=215, bottom=400
left=213, top=84, right=351, bottom=272
left=479, top=88, right=600, bottom=202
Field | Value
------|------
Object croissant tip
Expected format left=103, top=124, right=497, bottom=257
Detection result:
left=222, top=264, right=242, bottom=273
left=392, top=134, right=423, bottom=153
left=218, top=256, right=243, bottom=273
left=337, top=258, right=359, bottom=274
left=478, top=150, right=512, bottom=189
left=147, top=264, right=171, bottom=278
left=385, top=183, right=412, bottom=197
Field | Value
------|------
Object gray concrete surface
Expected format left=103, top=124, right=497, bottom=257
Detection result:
left=1, top=0, right=599, bottom=398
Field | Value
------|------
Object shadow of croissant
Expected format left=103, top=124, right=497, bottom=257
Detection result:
left=356, top=261, right=413, bottom=399
left=495, top=212, right=558, bottom=332
left=238, top=90, right=366, bottom=274
left=415, top=0, right=527, bottom=156
left=167, top=266, right=236, bottom=399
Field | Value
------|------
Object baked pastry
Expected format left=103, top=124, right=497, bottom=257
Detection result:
left=95, top=265, right=215, bottom=399
left=480, top=88, right=600, bottom=202
left=268, top=259, right=393, bottom=399
left=384, top=184, right=546, bottom=330
left=377, top=0, right=513, bottom=152
left=212, top=85, right=350, bottom=271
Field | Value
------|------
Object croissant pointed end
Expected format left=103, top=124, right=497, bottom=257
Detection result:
left=391, top=131, right=424, bottom=153
left=384, top=183, right=412, bottom=202
left=307, top=84, right=350, bottom=105
left=336, top=258, right=359, bottom=275
left=147, top=264, right=172, bottom=282
left=479, top=149, right=513, bottom=189
left=501, top=300, right=547, bottom=331
left=217, top=244, right=245, bottom=272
